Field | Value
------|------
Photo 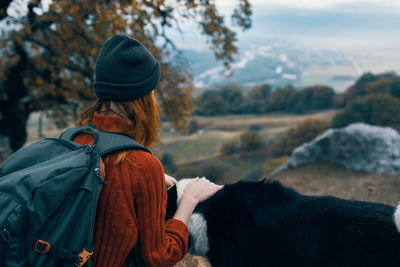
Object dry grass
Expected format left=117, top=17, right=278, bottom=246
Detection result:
left=175, top=254, right=211, bottom=267
left=189, top=111, right=337, bottom=131
left=272, top=162, right=400, bottom=206
left=156, top=110, right=337, bottom=165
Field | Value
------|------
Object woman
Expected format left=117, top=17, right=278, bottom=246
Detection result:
left=74, top=35, right=222, bottom=267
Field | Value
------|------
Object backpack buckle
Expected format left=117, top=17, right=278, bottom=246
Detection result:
left=73, top=248, right=94, bottom=267
left=34, top=240, right=51, bottom=254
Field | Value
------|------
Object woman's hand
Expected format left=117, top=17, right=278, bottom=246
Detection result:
left=183, top=177, right=223, bottom=204
left=165, top=174, right=177, bottom=187
left=173, top=177, right=223, bottom=224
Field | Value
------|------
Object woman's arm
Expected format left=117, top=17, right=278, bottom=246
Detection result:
left=132, top=152, right=222, bottom=267
left=165, top=173, right=177, bottom=187
left=172, top=177, right=223, bottom=224
left=132, top=152, right=189, bottom=267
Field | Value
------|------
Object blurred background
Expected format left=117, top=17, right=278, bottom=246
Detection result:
left=1, top=1, right=400, bottom=266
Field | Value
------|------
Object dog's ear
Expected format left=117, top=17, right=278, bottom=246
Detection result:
left=166, top=185, right=178, bottom=221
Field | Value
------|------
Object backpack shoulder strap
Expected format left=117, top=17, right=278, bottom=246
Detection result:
left=59, top=124, right=152, bottom=156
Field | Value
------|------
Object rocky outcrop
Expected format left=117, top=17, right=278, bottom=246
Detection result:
left=272, top=123, right=400, bottom=175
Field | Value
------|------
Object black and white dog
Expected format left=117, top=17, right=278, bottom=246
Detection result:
left=166, top=179, right=400, bottom=267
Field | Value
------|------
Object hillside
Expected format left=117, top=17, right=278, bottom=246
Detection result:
left=154, top=111, right=336, bottom=184
left=184, top=46, right=359, bottom=93
left=23, top=109, right=400, bottom=267
left=156, top=111, right=336, bottom=166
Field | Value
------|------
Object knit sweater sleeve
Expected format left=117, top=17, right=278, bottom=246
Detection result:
left=129, top=150, right=189, bottom=267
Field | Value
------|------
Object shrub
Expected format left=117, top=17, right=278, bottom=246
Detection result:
left=286, top=118, right=330, bottom=153
left=199, top=160, right=229, bottom=182
left=220, top=141, right=240, bottom=156
left=249, top=124, right=262, bottom=131
left=160, top=152, right=177, bottom=174
left=175, top=165, right=199, bottom=178
left=244, top=167, right=264, bottom=181
left=332, top=94, right=400, bottom=129
left=265, top=85, right=297, bottom=112
left=266, top=133, right=288, bottom=158
left=188, top=120, right=199, bottom=134
left=337, top=72, right=400, bottom=107
left=220, top=84, right=245, bottom=113
left=200, top=94, right=228, bottom=115
left=266, top=119, right=330, bottom=158
left=291, top=102, right=306, bottom=114
left=240, top=130, right=263, bottom=152
left=244, top=84, right=272, bottom=113
left=292, top=85, right=335, bottom=111
left=310, top=85, right=335, bottom=109
left=195, top=90, right=229, bottom=116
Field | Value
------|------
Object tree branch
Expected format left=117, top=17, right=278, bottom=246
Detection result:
left=0, top=0, right=14, bottom=20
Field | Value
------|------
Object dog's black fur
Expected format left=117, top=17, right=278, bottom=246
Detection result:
left=166, top=179, right=400, bottom=267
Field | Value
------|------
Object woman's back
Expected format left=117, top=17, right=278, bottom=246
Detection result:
left=74, top=113, right=188, bottom=267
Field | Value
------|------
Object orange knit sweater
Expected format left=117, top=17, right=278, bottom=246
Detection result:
left=73, top=113, right=189, bottom=267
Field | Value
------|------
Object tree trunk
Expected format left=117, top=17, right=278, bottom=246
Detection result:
left=0, top=100, right=29, bottom=151
left=0, top=41, right=30, bottom=152
left=0, top=0, right=13, bottom=20
left=38, top=112, right=44, bottom=138
left=0, top=134, right=11, bottom=163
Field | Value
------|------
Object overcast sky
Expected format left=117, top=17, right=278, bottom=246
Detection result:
left=7, top=0, right=400, bottom=17
left=167, top=0, right=400, bottom=51
left=216, top=0, right=400, bottom=11
left=4, top=0, right=400, bottom=52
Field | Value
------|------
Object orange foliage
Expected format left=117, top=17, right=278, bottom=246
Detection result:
left=286, top=118, right=330, bottom=154
left=0, top=0, right=252, bottom=149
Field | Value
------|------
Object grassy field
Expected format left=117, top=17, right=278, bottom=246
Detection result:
left=25, top=110, right=400, bottom=267
left=155, top=111, right=336, bottom=166
left=156, top=111, right=400, bottom=266
left=274, top=162, right=400, bottom=205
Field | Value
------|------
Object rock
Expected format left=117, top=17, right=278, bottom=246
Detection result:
left=272, top=123, right=400, bottom=175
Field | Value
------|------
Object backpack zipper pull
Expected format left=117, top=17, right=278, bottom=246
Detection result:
left=94, top=168, right=101, bottom=177
left=84, top=145, right=95, bottom=152
left=1, top=228, right=10, bottom=243
left=94, top=168, right=107, bottom=185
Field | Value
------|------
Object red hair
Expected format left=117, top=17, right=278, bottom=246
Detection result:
left=79, top=92, right=159, bottom=164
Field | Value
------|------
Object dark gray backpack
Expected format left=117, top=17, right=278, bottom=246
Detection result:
left=0, top=125, right=150, bottom=267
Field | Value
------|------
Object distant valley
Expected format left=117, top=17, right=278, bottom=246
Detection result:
left=183, top=43, right=368, bottom=94
left=171, top=5, right=400, bottom=94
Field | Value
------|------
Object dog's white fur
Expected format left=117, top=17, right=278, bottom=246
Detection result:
left=394, top=203, right=400, bottom=232
left=175, top=178, right=210, bottom=255
left=187, top=213, right=209, bottom=255
left=175, top=178, right=192, bottom=205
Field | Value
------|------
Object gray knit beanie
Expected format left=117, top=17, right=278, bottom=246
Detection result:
left=94, top=35, right=160, bottom=101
